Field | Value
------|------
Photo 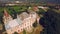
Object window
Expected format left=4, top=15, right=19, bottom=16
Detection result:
left=18, top=30, right=20, bottom=32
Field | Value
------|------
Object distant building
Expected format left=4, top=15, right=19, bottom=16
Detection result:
left=3, top=10, right=38, bottom=34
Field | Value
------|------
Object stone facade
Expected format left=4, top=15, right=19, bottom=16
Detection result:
left=3, top=11, right=38, bottom=34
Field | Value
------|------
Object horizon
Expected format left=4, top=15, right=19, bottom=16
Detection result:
left=0, top=0, right=59, bottom=4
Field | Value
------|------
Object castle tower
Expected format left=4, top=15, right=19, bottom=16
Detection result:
left=3, top=9, right=13, bottom=25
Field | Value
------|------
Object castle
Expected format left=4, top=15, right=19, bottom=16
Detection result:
left=3, top=9, right=39, bottom=34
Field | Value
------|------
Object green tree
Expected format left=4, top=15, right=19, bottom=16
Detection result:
left=23, top=29, right=26, bottom=34
left=13, top=32, right=18, bottom=34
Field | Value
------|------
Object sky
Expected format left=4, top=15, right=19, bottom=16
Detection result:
left=0, top=0, right=59, bottom=4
